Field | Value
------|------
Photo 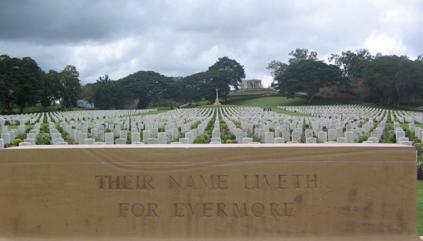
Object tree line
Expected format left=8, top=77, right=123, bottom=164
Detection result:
left=268, top=48, right=423, bottom=106
left=0, top=54, right=81, bottom=113
left=2, top=49, right=423, bottom=113
left=83, top=57, right=245, bottom=109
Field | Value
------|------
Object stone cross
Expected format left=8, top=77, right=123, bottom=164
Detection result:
left=213, top=88, right=221, bottom=106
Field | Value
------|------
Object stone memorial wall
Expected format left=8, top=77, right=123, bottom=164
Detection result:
left=0, top=144, right=418, bottom=240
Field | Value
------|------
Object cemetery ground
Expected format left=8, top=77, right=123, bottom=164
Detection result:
left=1, top=101, right=423, bottom=235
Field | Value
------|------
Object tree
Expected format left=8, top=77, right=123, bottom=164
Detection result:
left=60, top=65, right=81, bottom=109
left=0, top=55, right=16, bottom=113
left=118, top=71, right=173, bottom=109
left=288, top=48, right=318, bottom=64
left=266, top=60, right=288, bottom=89
left=174, top=74, right=206, bottom=104
left=40, top=70, right=61, bottom=108
left=182, top=70, right=232, bottom=103
left=93, top=75, right=117, bottom=109
left=81, top=83, right=96, bottom=105
left=275, top=59, right=343, bottom=103
left=361, top=55, right=423, bottom=106
left=208, top=57, right=245, bottom=90
left=15, top=57, right=43, bottom=112
left=329, top=49, right=373, bottom=78
left=0, top=55, right=42, bottom=113
left=329, top=49, right=374, bottom=99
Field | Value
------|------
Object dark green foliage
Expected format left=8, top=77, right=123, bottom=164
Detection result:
left=180, top=70, right=232, bottom=104
left=60, top=65, right=81, bottom=109
left=0, top=55, right=82, bottom=113
left=193, top=134, right=210, bottom=144
left=360, top=56, right=423, bottom=106
left=270, top=49, right=423, bottom=107
left=92, top=71, right=174, bottom=109
left=358, top=133, right=369, bottom=143
left=275, top=59, right=343, bottom=103
left=0, top=55, right=43, bottom=113
left=15, top=133, right=27, bottom=140
left=329, top=49, right=372, bottom=79
left=120, top=71, right=174, bottom=109
left=328, top=49, right=373, bottom=99
left=266, top=60, right=288, bottom=89
left=40, top=70, right=61, bottom=108
left=382, top=122, right=396, bottom=143
left=80, top=83, right=96, bottom=105
left=93, top=75, right=118, bottom=109
left=208, top=57, right=245, bottom=90
left=36, top=133, right=51, bottom=145
left=3, top=49, right=423, bottom=112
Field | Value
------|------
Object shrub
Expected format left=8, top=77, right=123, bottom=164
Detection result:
left=225, top=139, right=237, bottom=144
left=358, top=133, right=369, bottom=143
left=194, top=134, right=210, bottom=144
left=36, top=133, right=51, bottom=145
left=191, top=121, right=200, bottom=129
left=12, top=138, right=22, bottom=146
left=15, top=134, right=26, bottom=140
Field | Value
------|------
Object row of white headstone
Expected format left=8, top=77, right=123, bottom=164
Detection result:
left=47, top=109, right=215, bottom=145
left=0, top=113, right=43, bottom=148
left=1, top=105, right=422, bottom=148
left=278, top=105, right=422, bottom=145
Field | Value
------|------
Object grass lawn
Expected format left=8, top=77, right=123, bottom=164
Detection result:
left=137, top=107, right=171, bottom=116
left=418, top=180, right=423, bottom=235
left=2, top=104, right=87, bottom=114
left=228, top=96, right=305, bottom=107
left=227, top=95, right=356, bottom=107
left=228, top=88, right=275, bottom=96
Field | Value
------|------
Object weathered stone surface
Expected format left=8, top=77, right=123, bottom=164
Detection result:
left=0, top=144, right=418, bottom=241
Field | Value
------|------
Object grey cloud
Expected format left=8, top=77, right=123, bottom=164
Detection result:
left=0, top=0, right=169, bottom=44
left=0, top=0, right=422, bottom=85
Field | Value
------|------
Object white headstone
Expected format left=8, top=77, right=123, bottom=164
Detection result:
left=105, top=133, right=114, bottom=145
left=274, top=137, right=285, bottom=144
left=306, top=137, right=317, bottom=143
left=317, top=131, right=327, bottom=143
left=131, top=132, right=141, bottom=144
left=242, top=137, right=253, bottom=144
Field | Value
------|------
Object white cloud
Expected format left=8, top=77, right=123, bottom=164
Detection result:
left=1, top=0, right=422, bottom=83
left=363, top=33, right=407, bottom=55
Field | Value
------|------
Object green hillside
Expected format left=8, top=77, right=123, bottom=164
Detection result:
left=229, top=96, right=303, bottom=107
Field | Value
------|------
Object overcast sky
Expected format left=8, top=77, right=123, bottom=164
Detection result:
left=0, top=0, right=422, bottom=86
